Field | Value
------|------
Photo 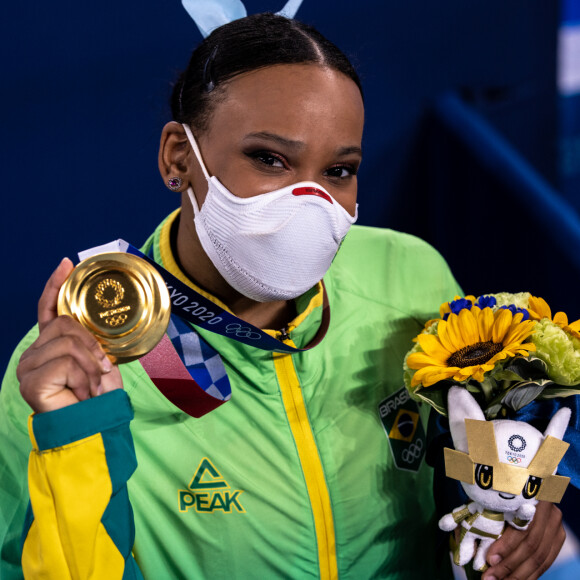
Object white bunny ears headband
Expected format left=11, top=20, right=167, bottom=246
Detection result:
left=182, top=0, right=305, bottom=38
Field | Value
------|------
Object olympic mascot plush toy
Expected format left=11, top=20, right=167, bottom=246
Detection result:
left=439, top=386, right=571, bottom=571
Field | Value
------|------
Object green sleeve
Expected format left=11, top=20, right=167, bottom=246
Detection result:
left=0, top=330, right=38, bottom=580
left=22, top=390, right=144, bottom=580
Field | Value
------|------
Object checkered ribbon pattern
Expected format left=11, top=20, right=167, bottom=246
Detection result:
left=166, top=314, right=231, bottom=402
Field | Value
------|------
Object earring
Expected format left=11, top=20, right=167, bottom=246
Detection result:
left=167, top=176, right=183, bottom=191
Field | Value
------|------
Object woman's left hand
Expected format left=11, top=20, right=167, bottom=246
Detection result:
left=482, top=501, right=565, bottom=580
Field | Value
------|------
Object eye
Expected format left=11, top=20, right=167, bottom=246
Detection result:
left=475, top=464, right=493, bottom=490
left=324, top=164, right=357, bottom=179
left=522, top=475, right=542, bottom=499
left=247, top=150, right=286, bottom=169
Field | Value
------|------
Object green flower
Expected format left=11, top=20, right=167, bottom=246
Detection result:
left=531, top=318, right=580, bottom=385
left=490, top=292, right=531, bottom=310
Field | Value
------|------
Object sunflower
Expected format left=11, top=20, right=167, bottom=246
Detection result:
left=528, top=295, right=580, bottom=340
left=406, top=307, right=536, bottom=388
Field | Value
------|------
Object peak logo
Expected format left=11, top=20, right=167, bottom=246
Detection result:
left=178, top=458, right=245, bottom=514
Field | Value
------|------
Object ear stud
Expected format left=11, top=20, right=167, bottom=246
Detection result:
left=167, top=177, right=183, bottom=191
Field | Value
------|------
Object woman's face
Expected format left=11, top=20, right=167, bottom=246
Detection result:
left=188, top=64, right=364, bottom=217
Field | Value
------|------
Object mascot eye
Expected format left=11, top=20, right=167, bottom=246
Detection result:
left=522, top=475, right=542, bottom=499
left=475, top=464, right=493, bottom=490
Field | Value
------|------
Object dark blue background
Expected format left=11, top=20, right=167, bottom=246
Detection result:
left=561, top=0, right=580, bottom=207
left=1, top=0, right=575, bottom=366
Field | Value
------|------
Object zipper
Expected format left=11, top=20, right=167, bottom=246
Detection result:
left=273, top=332, right=338, bottom=580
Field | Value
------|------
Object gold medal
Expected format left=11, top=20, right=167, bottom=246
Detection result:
left=57, top=252, right=171, bottom=364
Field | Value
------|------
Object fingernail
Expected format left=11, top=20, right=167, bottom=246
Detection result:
left=488, top=555, right=501, bottom=566
left=485, top=576, right=497, bottom=580
left=102, top=357, right=113, bottom=372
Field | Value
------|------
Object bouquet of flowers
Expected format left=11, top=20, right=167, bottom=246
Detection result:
left=404, top=292, right=580, bottom=419
left=403, top=292, right=580, bottom=573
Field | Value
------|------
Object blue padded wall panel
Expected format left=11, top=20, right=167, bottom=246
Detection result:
left=1, top=0, right=562, bottom=366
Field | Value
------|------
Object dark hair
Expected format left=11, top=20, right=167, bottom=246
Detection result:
left=171, top=12, right=363, bottom=132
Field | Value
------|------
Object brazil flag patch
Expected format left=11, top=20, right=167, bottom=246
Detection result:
left=378, top=387, right=426, bottom=472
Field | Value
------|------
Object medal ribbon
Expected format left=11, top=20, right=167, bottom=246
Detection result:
left=77, top=239, right=329, bottom=417
left=79, top=239, right=330, bottom=353
left=139, top=314, right=231, bottom=417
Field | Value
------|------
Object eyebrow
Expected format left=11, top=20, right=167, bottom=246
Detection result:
left=243, top=131, right=362, bottom=157
left=336, top=145, right=363, bottom=157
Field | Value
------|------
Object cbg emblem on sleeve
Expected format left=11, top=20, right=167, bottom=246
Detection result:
left=378, top=387, right=426, bottom=472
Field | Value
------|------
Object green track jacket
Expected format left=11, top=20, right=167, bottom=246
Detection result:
left=0, top=212, right=461, bottom=579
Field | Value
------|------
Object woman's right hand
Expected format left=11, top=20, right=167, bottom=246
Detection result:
left=17, top=258, right=123, bottom=413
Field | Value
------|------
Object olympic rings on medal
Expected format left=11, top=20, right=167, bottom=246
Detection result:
left=506, top=456, right=522, bottom=464
left=104, top=313, right=129, bottom=327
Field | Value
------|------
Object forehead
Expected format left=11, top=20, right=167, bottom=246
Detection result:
left=203, top=64, right=364, bottom=147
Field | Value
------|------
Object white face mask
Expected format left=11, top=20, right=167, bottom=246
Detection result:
left=182, top=124, right=358, bottom=303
